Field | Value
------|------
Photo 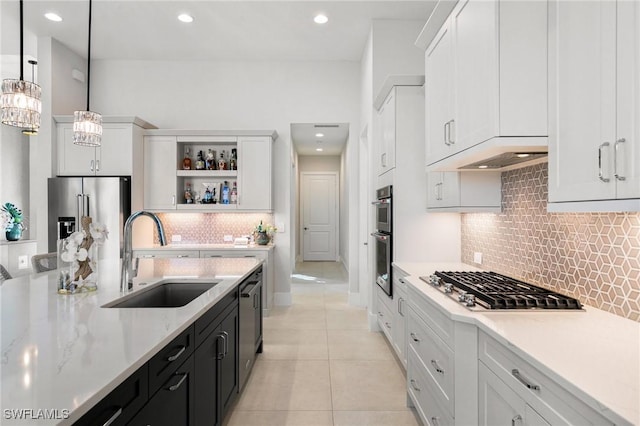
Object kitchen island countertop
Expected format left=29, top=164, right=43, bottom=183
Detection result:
left=0, top=257, right=262, bottom=425
left=394, top=261, right=640, bottom=426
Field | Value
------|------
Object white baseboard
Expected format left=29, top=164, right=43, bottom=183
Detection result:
left=274, top=292, right=292, bottom=306
left=348, top=291, right=366, bottom=307
left=368, top=312, right=380, bottom=332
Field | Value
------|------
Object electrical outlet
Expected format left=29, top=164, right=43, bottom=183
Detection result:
left=474, top=252, right=483, bottom=265
left=18, top=255, right=28, bottom=269
left=171, top=234, right=182, bottom=242
left=224, top=235, right=233, bottom=242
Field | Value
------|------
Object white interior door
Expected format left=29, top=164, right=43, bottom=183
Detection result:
left=301, top=173, right=338, bottom=261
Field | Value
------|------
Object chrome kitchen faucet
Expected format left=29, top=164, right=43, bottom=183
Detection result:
left=121, top=211, right=167, bottom=292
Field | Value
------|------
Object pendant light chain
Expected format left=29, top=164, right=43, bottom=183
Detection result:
left=1, top=0, right=42, bottom=131
left=73, top=0, right=102, bottom=147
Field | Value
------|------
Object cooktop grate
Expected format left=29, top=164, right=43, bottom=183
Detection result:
left=433, top=271, right=582, bottom=310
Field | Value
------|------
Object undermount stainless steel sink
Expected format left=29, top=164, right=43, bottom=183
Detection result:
left=104, top=281, right=220, bottom=308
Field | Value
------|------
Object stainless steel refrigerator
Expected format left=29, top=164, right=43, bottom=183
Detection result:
left=48, top=177, right=131, bottom=260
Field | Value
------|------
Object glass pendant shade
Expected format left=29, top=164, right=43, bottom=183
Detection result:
left=1, top=78, right=42, bottom=130
left=73, top=110, right=102, bottom=146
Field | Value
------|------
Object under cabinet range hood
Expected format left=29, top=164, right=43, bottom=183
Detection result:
left=427, top=137, right=548, bottom=172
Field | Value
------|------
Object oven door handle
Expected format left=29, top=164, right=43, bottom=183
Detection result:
left=371, top=199, right=391, bottom=205
left=370, top=232, right=389, bottom=241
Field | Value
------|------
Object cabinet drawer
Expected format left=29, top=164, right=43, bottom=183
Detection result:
left=407, top=306, right=454, bottom=416
left=407, top=284, right=454, bottom=348
left=148, top=325, right=195, bottom=395
left=75, top=365, right=148, bottom=426
left=134, top=250, right=199, bottom=259
left=195, top=288, right=238, bottom=347
left=478, top=332, right=614, bottom=426
left=408, top=346, right=454, bottom=426
left=377, top=294, right=393, bottom=342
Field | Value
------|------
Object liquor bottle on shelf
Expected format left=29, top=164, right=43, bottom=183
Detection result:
left=230, top=181, right=238, bottom=204
left=182, top=147, right=192, bottom=170
left=195, top=151, right=205, bottom=170
left=218, top=151, right=227, bottom=170
left=221, top=180, right=230, bottom=204
left=230, top=148, right=237, bottom=170
left=185, top=182, right=193, bottom=204
left=205, top=149, right=216, bottom=170
left=203, top=186, right=213, bottom=204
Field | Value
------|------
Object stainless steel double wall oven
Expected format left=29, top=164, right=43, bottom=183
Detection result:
left=371, top=185, right=392, bottom=297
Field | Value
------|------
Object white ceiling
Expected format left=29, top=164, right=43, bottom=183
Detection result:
left=6, top=1, right=436, bottom=61
left=3, top=1, right=434, bottom=155
left=291, top=123, right=349, bottom=155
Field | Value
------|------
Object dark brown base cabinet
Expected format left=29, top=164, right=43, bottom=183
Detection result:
left=74, top=266, right=263, bottom=426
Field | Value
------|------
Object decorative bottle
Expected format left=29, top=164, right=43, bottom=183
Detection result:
left=195, top=151, right=205, bottom=170
left=230, top=148, right=237, bottom=170
left=230, top=181, right=238, bottom=204
left=182, top=147, right=192, bottom=170
left=218, top=151, right=227, bottom=170
left=221, top=181, right=230, bottom=204
left=205, top=149, right=216, bottom=170
left=184, top=183, right=193, bottom=204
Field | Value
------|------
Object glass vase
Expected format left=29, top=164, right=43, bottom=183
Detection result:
left=5, top=223, right=22, bottom=241
left=255, top=231, right=270, bottom=245
left=58, top=243, right=99, bottom=294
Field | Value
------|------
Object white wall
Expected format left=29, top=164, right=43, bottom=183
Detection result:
left=371, top=20, right=426, bottom=100
left=91, top=59, right=361, bottom=301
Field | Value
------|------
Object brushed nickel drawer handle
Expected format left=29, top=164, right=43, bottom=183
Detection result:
left=431, top=359, right=444, bottom=374
left=384, top=321, right=391, bottom=329
left=410, top=332, right=420, bottom=342
left=512, top=369, right=540, bottom=391
left=168, top=373, right=188, bottom=391
left=410, top=378, right=421, bottom=392
left=598, top=142, right=611, bottom=182
left=512, top=414, right=523, bottom=426
left=167, top=345, right=186, bottom=362
left=103, top=407, right=122, bottom=426
left=432, top=416, right=441, bottom=426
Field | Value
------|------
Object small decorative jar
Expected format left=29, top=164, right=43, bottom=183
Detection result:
left=5, top=223, right=22, bottom=241
left=255, top=231, right=270, bottom=245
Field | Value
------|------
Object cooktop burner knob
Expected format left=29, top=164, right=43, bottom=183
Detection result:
left=429, top=275, right=441, bottom=286
left=464, top=294, right=476, bottom=307
left=444, top=283, right=454, bottom=293
left=458, top=291, right=467, bottom=302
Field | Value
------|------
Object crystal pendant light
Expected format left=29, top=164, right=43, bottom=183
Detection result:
left=21, top=60, right=40, bottom=136
left=1, top=0, right=42, bottom=132
left=73, top=0, right=102, bottom=147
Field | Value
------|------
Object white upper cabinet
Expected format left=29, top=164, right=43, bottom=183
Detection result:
left=420, top=0, right=548, bottom=169
left=427, top=171, right=501, bottom=212
left=56, top=117, right=154, bottom=176
left=548, top=0, right=640, bottom=211
left=143, top=136, right=178, bottom=210
left=142, top=131, right=276, bottom=212
left=376, top=88, right=397, bottom=176
left=237, top=136, right=272, bottom=210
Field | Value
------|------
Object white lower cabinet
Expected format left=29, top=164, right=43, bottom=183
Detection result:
left=376, top=285, right=394, bottom=344
left=478, top=331, right=615, bottom=426
left=392, top=270, right=408, bottom=368
left=479, top=362, right=550, bottom=426
left=408, top=347, right=454, bottom=426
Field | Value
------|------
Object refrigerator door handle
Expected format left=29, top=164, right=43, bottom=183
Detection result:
left=83, top=195, right=90, bottom=218
left=76, top=195, right=84, bottom=225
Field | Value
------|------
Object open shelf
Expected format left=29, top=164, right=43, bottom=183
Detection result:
left=177, top=170, right=238, bottom=178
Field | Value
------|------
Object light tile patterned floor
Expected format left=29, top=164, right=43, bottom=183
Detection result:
left=225, top=262, right=420, bottom=426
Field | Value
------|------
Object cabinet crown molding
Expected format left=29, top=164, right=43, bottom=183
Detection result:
left=53, top=115, right=157, bottom=129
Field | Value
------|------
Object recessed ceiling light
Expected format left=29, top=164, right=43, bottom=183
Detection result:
left=44, top=12, right=62, bottom=22
left=314, top=14, right=328, bottom=24
left=178, top=14, right=194, bottom=23
left=478, top=165, right=489, bottom=169
left=516, top=153, right=531, bottom=158
left=316, top=148, right=324, bottom=152
left=315, top=133, right=324, bottom=138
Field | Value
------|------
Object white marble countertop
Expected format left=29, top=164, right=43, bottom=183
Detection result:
left=394, top=261, right=640, bottom=426
left=134, top=243, right=275, bottom=251
left=0, top=257, right=262, bottom=425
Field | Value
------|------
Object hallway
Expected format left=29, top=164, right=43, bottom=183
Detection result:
left=225, top=261, right=419, bottom=426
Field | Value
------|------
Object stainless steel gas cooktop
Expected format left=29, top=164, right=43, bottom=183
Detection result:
left=419, top=271, right=582, bottom=311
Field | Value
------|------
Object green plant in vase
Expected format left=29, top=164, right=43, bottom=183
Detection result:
left=253, top=221, right=277, bottom=245
left=1, top=202, right=26, bottom=241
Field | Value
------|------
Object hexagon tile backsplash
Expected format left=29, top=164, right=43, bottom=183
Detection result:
left=461, top=163, right=640, bottom=322
left=155, top=213, right=275, bottom=244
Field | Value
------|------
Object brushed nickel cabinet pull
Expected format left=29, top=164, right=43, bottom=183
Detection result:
left=512, top=369, right=540, bottom=391
left=615, top=138, right=626, bottom=181
left=598, top=142, right=611, bottom=182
